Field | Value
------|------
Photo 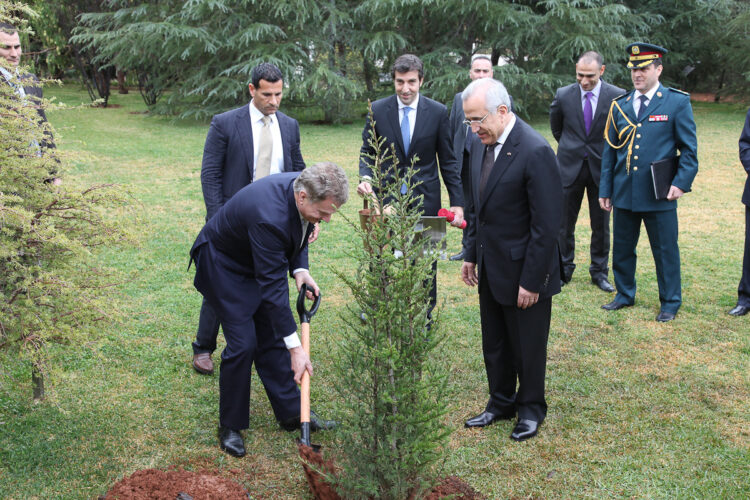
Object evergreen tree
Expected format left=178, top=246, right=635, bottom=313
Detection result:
left=1, top=2, right=135, bottom=399
left=329, top=109, right=450, bottom=498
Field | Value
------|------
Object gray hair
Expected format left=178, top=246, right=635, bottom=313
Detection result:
left=294, top=162, right=349, bottom=207
left=461, top=78, right=511, bottom=114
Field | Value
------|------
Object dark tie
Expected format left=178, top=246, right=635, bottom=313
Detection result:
left=637, top=94, right=649, bottom=121
left=583, top=91, right=593, bottom=135
left=479, top=143, right=498, bottom=200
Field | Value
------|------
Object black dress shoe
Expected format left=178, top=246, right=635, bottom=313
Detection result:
left=728, top=304, right=750, bottom=316
left=592, top=277, right=615, bottom=293
left=656, top=311, right=676, bottom=322
left=510, top=419, right=539, bottom=441
left=218, top=426, right=245, bottom=457
left=280, top=410, right=337, bottom=432
left=464, top=410, right=514, bottom=428
left=602, top=300, right=631, bottom=311
left=448, top=249, right=465, bottom=261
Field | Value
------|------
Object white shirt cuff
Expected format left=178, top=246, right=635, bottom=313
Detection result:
left=284, top=331, right=301, bottom=349
left=292, top=268, right=307, bottom=276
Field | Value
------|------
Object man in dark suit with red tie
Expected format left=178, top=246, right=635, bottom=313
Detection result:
left=357, top=54, right=465, bottom=321
left=460, top=78, right=562, bottom=441
left=728, top=108, right=750, bottom=316
left=550, top=51, right=624, bottom=291
left=190, top=162, right=348, bottom=457
left=192, top=63, right=308, bottom=375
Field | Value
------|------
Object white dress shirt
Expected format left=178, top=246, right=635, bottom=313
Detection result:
left=397, top=93, right=419, bottom=139
left=633, top=83, right=659, bottom=117
left=249, top=100, right=284, bottom=179
left=580, top=79, right=602, bottom=115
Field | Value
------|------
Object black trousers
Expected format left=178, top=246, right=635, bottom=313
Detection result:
left=192, top=298, right=220, bottom=355
left=479, top=274, right=551, bottom=423
left=558, top=160, right=610, bottom=281
left=192, top=243, right=299, bottom=430
left=738, top=206, right=750, bottom=307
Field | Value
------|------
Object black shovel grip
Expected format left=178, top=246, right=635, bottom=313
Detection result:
left=296, top=283, right=321, bottom=324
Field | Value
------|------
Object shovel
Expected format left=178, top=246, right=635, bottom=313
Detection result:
left=296, top=283, right=321, bottom=451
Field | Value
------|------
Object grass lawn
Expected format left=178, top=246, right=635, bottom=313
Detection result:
left=0, top=85, right=748, bottom=499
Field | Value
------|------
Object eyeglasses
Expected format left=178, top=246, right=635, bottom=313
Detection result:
left=462, top=112, right=490, bottom=127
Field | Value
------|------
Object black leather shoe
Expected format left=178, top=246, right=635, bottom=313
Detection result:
left=592, top=277, right=615, bottom=293
left=656, top=311, right=676, bottom=322
left=464, top=410, right=514, bottom=428
left=280, top=410, right=337, bottom=432
left=728, top=304, right=750, bottom=316
left=602, top=300, right=631, bottom=311
left=510, top=419, right=539, bottom=441
left=218, top=426, right=245, bottom=457
left=449, top=249, right=465, bottom=261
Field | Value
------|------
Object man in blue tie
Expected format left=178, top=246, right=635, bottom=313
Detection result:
left=357, top=54, right=464, bottom=321
left=550, top=51, right=624, bottom=291
left=599, top=43, right=699, bottom=322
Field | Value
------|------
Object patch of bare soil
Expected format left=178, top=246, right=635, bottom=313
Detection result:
left=102, top=467, right=249, bottom=499
left=298, top=444, right=486, bottom=499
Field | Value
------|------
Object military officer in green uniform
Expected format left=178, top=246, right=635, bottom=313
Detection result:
left=598, top=43, right=698, bottom=322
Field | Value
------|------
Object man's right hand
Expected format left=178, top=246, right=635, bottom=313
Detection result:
left=357, top=181, right=373, bottom=196
left=461, top=261, right=478, bottom=287
left=289, top=346, right=313, bottom=384
left=599, top=197, right=612, bottom=212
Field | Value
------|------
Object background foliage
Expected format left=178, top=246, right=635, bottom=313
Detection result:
left=24, top=0, right=747, bottom=121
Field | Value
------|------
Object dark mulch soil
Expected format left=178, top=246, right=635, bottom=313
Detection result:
left=102, top=467, right=248, bottom=499
left=298, top=444, right=486, bottom=499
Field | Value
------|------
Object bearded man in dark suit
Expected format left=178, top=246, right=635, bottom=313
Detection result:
left=460, top=78, right=562, bottom=442
left=550, top=51, right=624, bottom=291
left=192, top=62, right=309, bottom=375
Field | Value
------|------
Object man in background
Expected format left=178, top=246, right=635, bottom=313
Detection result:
left=550, top=51, right=624, bottom=291
left=358, top=53, right=464, bottom=323
left=599, top=43, right=698, bottom=322
left=728, top=108, right=750, bottom=316
left=0, top=22, right=59, bottom=184
left=192, top=62, right=309, bottom=375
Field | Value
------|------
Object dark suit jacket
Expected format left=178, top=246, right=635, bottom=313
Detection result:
left=201, top=105, right=305, bottom=219
left=2, top=71, right=55, bottom=151
left=549, top=81, right=624, bottom=187
left=464, top=117, right=563, bottom=305
left=740, top=108, right=750, bottom=206
left=359, top=94, right=463, bottom=215
left=190, top=173, right=312, bottom=339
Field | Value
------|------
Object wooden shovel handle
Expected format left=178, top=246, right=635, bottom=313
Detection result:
left=300, top=321, right=311, bottom=424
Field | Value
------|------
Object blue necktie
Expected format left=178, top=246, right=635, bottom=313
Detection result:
left=401, top=106, right=411, bottom=154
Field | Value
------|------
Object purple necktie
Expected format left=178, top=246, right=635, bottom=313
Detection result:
left=583, top=91, right=593, bottom=135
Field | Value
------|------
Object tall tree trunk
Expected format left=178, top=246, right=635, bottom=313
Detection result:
left=32, top=361, right=44, bottom=400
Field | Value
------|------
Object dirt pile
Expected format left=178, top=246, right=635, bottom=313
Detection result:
left=102, top=467, right=248, bottom=499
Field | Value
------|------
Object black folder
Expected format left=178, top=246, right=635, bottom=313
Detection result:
left=650, top=156, right=678, bottom=200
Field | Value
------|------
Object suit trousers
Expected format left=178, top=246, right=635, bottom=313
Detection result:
left=192, top=298, right=220, bottom=354
left=738, top=206, right=750, bottom=307
left=191, top=244, right=300, bottom=430
left=479, top=274, right=550, bottom=423
left=612, top=208, right=681, bottom=313
left=558, top=159, right=610, bottom=281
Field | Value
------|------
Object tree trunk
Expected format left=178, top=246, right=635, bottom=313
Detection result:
left=32, top=361, right=44, bottom=400
left=117, top=69, right=128, bottom=94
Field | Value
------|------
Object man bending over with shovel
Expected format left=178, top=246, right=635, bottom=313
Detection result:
left=190, top=162, right=348, bottom=457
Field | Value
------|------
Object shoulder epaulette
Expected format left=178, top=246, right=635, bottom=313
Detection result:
left=614, top=92, right=630, bottom=101
left=668, top=88, right=689, bottom=96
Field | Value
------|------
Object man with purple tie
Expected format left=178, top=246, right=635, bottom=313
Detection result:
left=550, top=52, right=624, bottom=291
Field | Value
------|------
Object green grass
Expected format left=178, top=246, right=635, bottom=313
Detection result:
left=0, top=85, right=748, bottom=499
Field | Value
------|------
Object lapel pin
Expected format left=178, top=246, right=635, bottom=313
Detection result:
left=657, top=91, right=662, bottom=97
left=507, top=152, right=512, bottom=156
left=626, top=95, right=631, bottom=101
